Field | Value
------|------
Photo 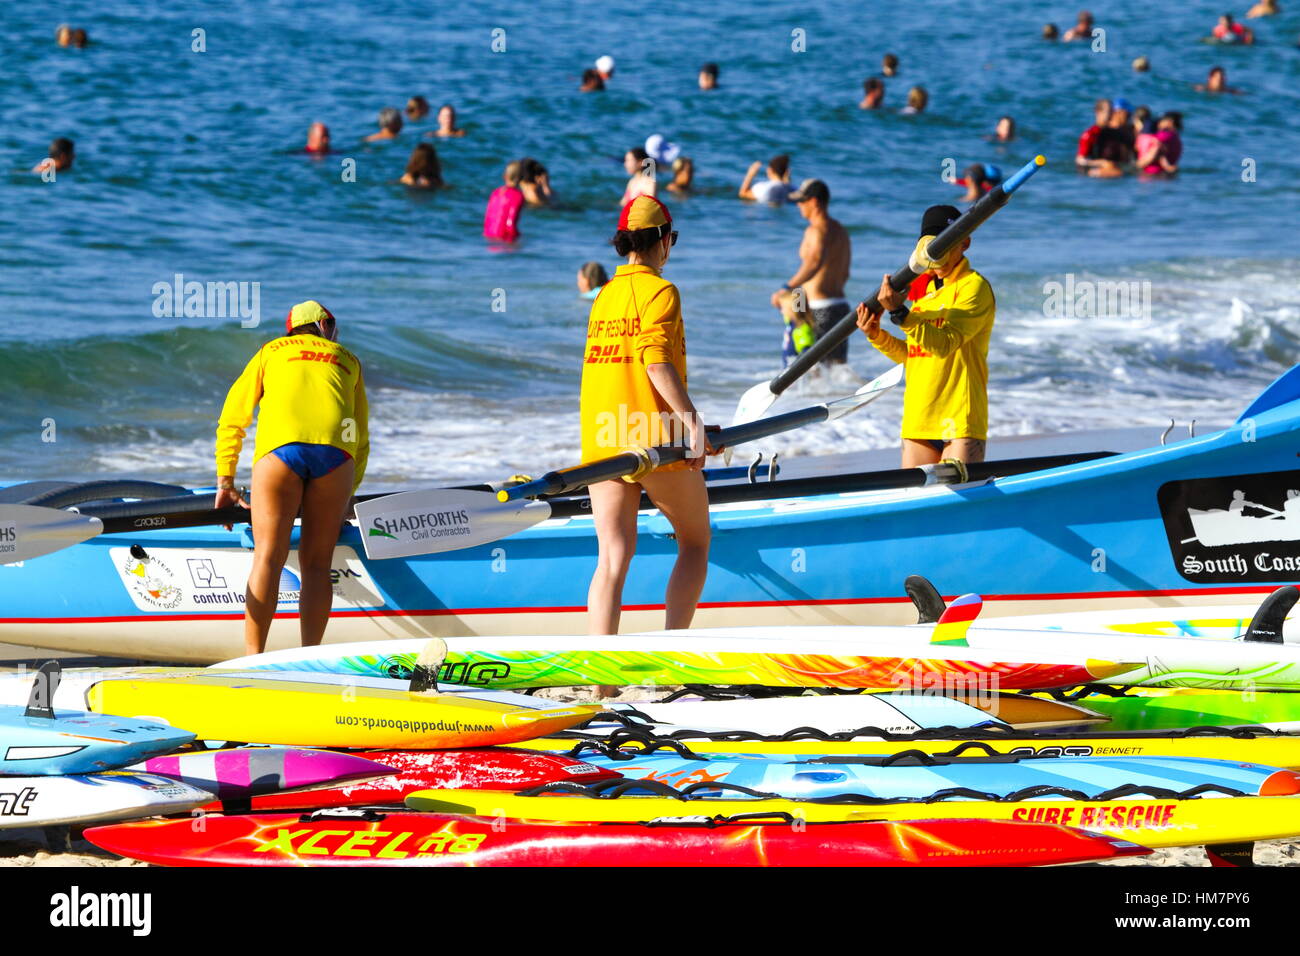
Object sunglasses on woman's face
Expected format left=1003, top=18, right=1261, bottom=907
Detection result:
left=669, top=231, right=678, bottom=246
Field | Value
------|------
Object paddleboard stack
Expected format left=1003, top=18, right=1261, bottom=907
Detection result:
left=36, top=587, right=1300, bottom=865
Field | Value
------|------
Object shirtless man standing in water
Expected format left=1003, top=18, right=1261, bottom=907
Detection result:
left=770, top=179, right=852, bottom=365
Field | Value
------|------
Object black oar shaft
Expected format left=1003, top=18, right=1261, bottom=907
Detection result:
left=74, top=451, right=1109, bottom=535
left=507, top=405, right=833, bottom=499
left=543, top=451, right=1115, bottom=519
left=766, top=156, right=1043, bottom=399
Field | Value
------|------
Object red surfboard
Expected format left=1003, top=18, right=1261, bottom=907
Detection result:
left=86, top=810, right=1151, bottom=867
left=219, top=748, right=621, bottom=812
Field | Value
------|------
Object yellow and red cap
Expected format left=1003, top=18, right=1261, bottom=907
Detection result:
left=285, top=299, right=335, bottom=333
left=618, top=194, right=672, bottom=232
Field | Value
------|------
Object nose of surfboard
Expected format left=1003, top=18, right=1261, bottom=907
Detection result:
left=1260, top=769, right=1300, bottom=796
left=1085, top=659, right=1145, bottom=681
left=502, top=706, right=599, bottom=730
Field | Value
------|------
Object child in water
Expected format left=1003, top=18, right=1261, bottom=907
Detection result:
left=775, top=289, right=816, bottom=366
left=483, top=161, right=525, bottom=242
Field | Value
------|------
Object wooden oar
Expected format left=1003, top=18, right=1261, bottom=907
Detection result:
left=732, top=155, right=1046, bottom=425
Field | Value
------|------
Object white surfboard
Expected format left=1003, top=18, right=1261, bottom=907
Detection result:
left=603, top=694, right=1006, bottom=736
left=0, top=771, right=213, bottom=829
left=216, top=617, right=1300, bottom=692
left=989, top=604, right=1299, bottom=643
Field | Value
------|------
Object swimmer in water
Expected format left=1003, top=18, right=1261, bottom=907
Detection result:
left=739, top=154, right=792, bottom=204
left=1133, top=105, right=1154, bottom=136
left=955, top=163, right=1002, bottom=203
left=860, top=76, right=885, bottom=110
left=305, top=122, right=331, bottom=154
left=772, top=179, right=853, bottom=368
left=1196, top=66, right=1242, bottom=94
left=577, top=261, right=609, bottom=299
left=1042, top=23, right=1060, bottom=40
left=902, top=86, right=928, bottom=114
left=993, top=116, right=1015, bottom=142
left=1211, top=13, right=1254, bottom=44
left=667, top=156, right=694, bottom=195
left=775, top=289, right=815, bottom=367
left=364, top=107, right=403, bottom=142
left=580, top=68, right=605, bottom=92
left=881, top=53, right=898, bottom=76
left=1247, top=0, right=1279, bottom=16
left=699, top=62, right=719, bottom=90
left=1075, top=98, right=1111, bottom=170
left=400, top=143, right=444, bottom=188
left=1137, top=111, right=1182, bottom=177
left=595, top=54, right=615, bottom=82
left=405, top=96, right=429, bottom=121
left=483, top=161, right=525, bottom=243
left=519, top=157, right=552, bottom=205
left=1063, top=10, right=1095, bottom=41
left=1132, top=55, right=1150, bottom=72
left=622, top=147, right=657, bottom=203
left=55, top=24, right=73, bottom=46
left=32, top=137, right=74, bottom=174
left=431, top=103, right=466, bottom=138
left=1089, top=98, right=1136, bottom=178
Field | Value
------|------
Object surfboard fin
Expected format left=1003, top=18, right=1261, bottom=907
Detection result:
left=1243, top=585, right=1298, bottom=644
left=24, top=660, right=61, bottom=719
left=904, top=575, right=947, bottom=624
left=930, top=593, right=984, bottom=647
left=1205, top=842, right=1256, bottom=867
left=408, top=637, right=448, bottom=695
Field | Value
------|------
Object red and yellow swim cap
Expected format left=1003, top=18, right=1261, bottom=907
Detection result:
left=285, top=299, right=335, bottom=333
left=618, top=194, right=672, bottom=231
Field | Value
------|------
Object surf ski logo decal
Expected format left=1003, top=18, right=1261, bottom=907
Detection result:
left=366, top=509, right=472, bottom=543
left=110, top=547, right=383, bottom=613
left=0, top=787, right=37, bottom=816
left=120, top=553, right=184, bottom=609
left=1158, top=470, right=1300, bottom=583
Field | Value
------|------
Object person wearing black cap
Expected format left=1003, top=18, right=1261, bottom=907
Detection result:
left=770, top=178, right=852, bottom=366
left=856, top=204, right=996, bottom=468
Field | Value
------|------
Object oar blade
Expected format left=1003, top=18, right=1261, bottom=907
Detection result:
left=824, top=365, right=904, bottom=421
left=732, top=380, right=779, bottom=426
left=354, top=489, right=551, bottom=559
left=0, top=505, right=103, bottom=562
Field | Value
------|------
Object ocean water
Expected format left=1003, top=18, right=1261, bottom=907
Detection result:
left=2, top=0, right=1298, bottom=487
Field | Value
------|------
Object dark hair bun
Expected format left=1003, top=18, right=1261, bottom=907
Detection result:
left=611, top=226, right=665, bottom=257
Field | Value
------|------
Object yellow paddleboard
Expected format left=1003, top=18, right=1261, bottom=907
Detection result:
left=405, top=788, right=1300, bottom=849
left=510, top=731, right=1300, bottom=768
left=87, top=674, right=596, bottom=749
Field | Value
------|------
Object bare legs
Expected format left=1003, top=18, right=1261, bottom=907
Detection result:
left=243, top=454, right=353, bottom=656
left=586, top=479, right=641, bottom=636
left=297, top=459, right=355, bottom=647
left=586, top=469, right=712, bottom=635
left=640, top=469, right=711, bottom=630
left=901, top=437, right=986, bottom=468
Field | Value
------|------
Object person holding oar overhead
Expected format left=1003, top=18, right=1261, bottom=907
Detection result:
left=856, top=204, right=996, bottom=470
left=582, top=195, right=716, bottom=639
left=214, top=300, right=370, bottom=656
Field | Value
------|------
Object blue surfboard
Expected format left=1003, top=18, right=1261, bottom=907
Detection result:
left=0, top=662, right=194, bottom=775
left=575, top=751, right=1295, bottom=801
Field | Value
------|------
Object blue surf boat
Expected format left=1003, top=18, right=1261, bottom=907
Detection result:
left=2, top=366, right=1300, bottom=663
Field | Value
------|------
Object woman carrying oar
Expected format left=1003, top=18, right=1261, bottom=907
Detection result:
left=581, top=196, right=715, bottom=639
left=214, top=300, right=370, bottom=655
